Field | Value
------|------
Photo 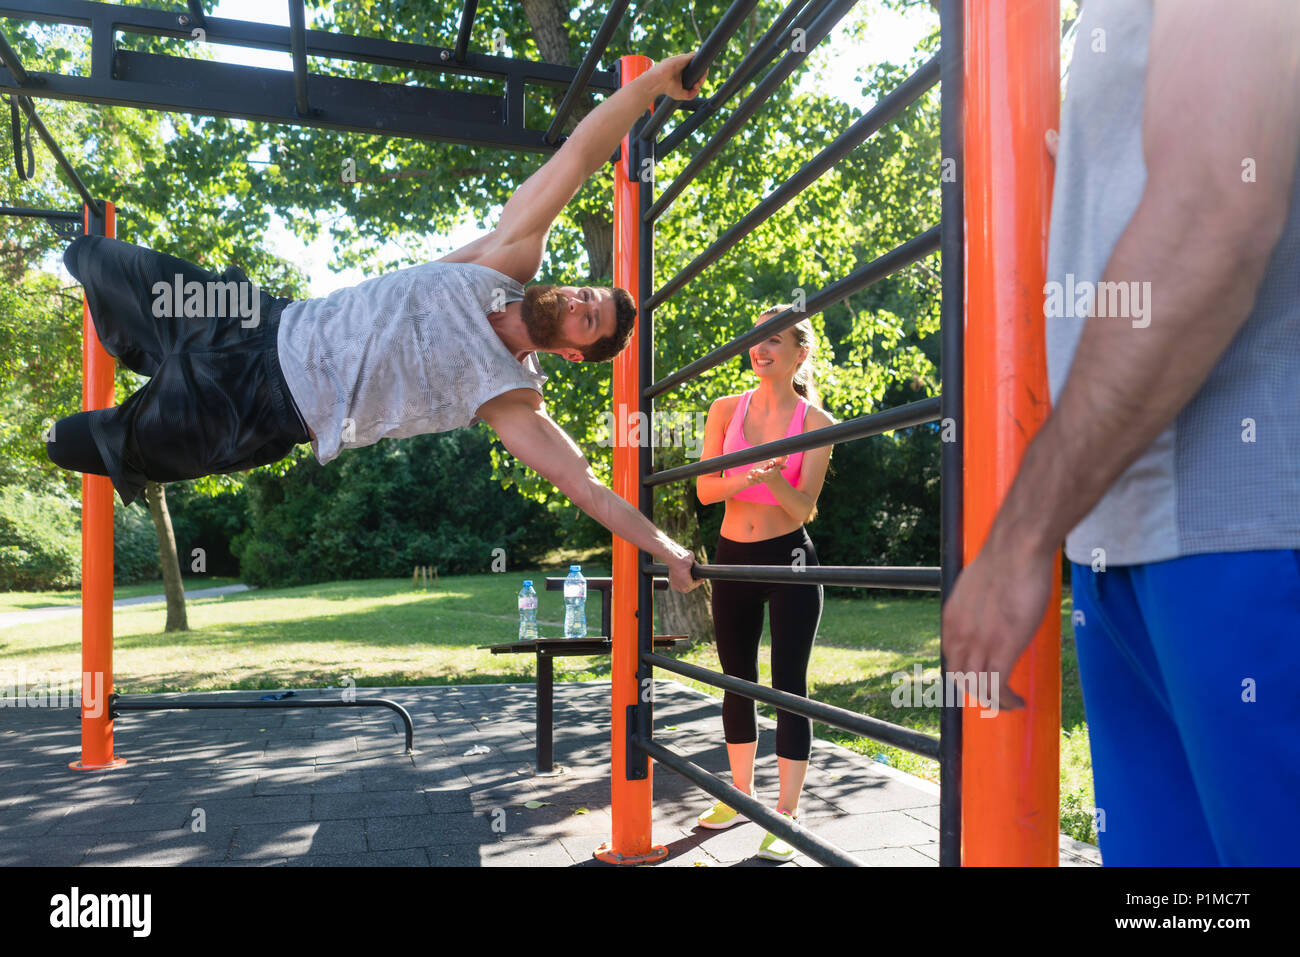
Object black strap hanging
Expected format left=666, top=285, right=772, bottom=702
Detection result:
left=8, top=94, right=34, bottom=181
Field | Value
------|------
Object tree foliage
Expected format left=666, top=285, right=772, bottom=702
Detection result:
left=2, top=1, right=948, bottom=592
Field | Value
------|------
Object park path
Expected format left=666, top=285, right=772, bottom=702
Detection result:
left=0, top=584, right=252, bottom=629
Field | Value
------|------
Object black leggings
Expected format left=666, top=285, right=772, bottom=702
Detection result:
left=711, top=527, right=824, bottom=761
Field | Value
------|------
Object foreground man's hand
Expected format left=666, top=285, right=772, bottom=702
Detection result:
left=940, top=525, right=1057, bottom=712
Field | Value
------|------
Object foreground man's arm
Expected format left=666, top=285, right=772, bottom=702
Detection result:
left=942, top=0, right=1300, bottom=708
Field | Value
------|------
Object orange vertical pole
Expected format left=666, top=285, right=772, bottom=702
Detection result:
left=961, top=0, right=1059, bottom=863
left=71, top=201, right=125, bottom=771
left=596, top=53, right=665, bottom=865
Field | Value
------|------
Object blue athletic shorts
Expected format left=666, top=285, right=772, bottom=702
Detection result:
left=1069, top=550, right=1300, bottom=865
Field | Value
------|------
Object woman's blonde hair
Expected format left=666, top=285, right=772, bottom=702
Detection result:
left=758, top=305, right=821, bottom=409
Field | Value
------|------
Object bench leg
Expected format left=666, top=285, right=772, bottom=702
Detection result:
left=537, top=650, right=553, bottom=773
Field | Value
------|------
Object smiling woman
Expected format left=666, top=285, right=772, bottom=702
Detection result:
left=691, top=303, right=838, bottom=861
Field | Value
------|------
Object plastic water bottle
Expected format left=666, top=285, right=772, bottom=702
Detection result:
left=518, top=580, right=539, bottom=641
left=563, top=565, right=587, bottom=638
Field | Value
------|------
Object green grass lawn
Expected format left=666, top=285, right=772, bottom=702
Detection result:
left=1, top=569, right=1096, bottom=844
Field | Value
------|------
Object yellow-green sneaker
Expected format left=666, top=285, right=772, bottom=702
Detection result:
left=697, top=800, right=748, bottom=830
left=758, top=810, right=798, bottom=862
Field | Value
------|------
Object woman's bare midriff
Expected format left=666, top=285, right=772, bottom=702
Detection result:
left=719, top=496, right=803, bottom=544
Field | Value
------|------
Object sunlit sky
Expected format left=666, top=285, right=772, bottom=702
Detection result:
left=200, top=0, right=934, bottom=296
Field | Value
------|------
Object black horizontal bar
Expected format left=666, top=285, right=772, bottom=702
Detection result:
left=0, top=21, right=29, bottom=84
left=0, top=50, right=570, bottom=152
left=657, top=0, right=816, bottom=158
left=643, top=652, right=941, bottom=758
left=646, top=225, right=939, bottom=398
left=645, top=396, right=940, bottom=486
left=634, top=736, right=864, bottom=866
left=646, top=562, right=942, bottom=591
left=639, top=0, right=760, bottom=143
left=645, top=0, right=859, bottom=222
left=648, top=54, right=939, bottom=310
left=0, top=205, right=81, bottom=220
left=0, top=0, right=617, bottom=92
left=111, top=694, right=416, bottom=752
left=287, top=0, right=309, bottom=117
left=454, top=0, right=478, bottom=63
left=543, top=0, right=630, bottom=146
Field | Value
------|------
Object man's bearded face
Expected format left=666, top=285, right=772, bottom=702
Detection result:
left=521, top=284, right=570, bottom=350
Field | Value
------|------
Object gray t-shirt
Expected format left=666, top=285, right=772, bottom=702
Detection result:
left=1045, top=0, right=1300, bottom=566
left=276, top=261, right=548, bottom=465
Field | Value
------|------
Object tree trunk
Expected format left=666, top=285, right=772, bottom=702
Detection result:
left=144, top=481, right=189, bottom=632
left=521, top=0, right=574, bottom=63
left=655, top=505, right=715, bottom=646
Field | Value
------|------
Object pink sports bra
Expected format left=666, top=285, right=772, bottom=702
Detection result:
left=721, top=389, right=809, bottom=506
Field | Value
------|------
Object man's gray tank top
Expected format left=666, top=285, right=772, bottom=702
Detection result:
left=276, top=261, right=548, bottom=466
left=1046, top=0, right=1300, bottom=566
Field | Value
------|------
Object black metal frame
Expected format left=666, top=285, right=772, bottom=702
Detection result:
left=543, top=0, right=629, bottom=146
left=1, top=0, right=968, bottom=867
left=645, top=0, right=858, bottom=222
left=657, top=0, right=823, bottom=158
left=0, top=203, right=83, bottom=238
left=109, top=693, right=417, bottom=753
left=638, top=0, right=759, bottom=144
left=454, top=0, right=478, bottom=63
left=0, top=24, right=105, bottom=215
left=0, top=0, right=618, bottom=152
left=625, top=0, right=965, bottom=868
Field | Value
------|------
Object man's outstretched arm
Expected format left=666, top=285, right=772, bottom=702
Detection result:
left=453, top=52, right=704, bottom=283
left=476, top=389, right=701, bottom=594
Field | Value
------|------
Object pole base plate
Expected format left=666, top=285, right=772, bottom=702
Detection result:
left=593, top=841, right=669, bottom=865
left=68, top=756, right=128, bottom=772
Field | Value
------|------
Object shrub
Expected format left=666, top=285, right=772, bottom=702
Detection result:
left=0, top=486, right=80, bottom=590
left=233, top=429, right=562, bottom=587
left=113, top=502, right=161, bottom=585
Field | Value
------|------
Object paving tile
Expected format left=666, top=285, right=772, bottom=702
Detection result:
left=48, top=801, right=193, bottom=836
left=479, top=836, right=576, bottom=867
left=796, top=810, right=939, bottom=853
left=311, top=790, right=429, bottom=821
left=82, top=826, right=236, bottom=865
left=230, top=819, right=367, bottom=860
left=252, top=767, right=366, bottom=796
left=0, top=680, right=1093, bottom=866
left=177, top=795, right=312, bottom=828
left=365, top=812, right=495, bottom=850
left=283, top=848, right=431, bottom=867
left=0, top=833, right=92, bottom=866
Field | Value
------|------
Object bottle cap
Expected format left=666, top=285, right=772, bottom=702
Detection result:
left=570, top=564, right=579, bottom=571
left=523, top=580, right=532, bottom=586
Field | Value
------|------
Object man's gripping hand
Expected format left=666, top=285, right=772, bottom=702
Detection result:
left=652, top=52, right=708, bottom=102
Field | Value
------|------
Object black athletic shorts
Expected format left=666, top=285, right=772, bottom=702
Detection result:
left=63, top=236, right=310, bottom=507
